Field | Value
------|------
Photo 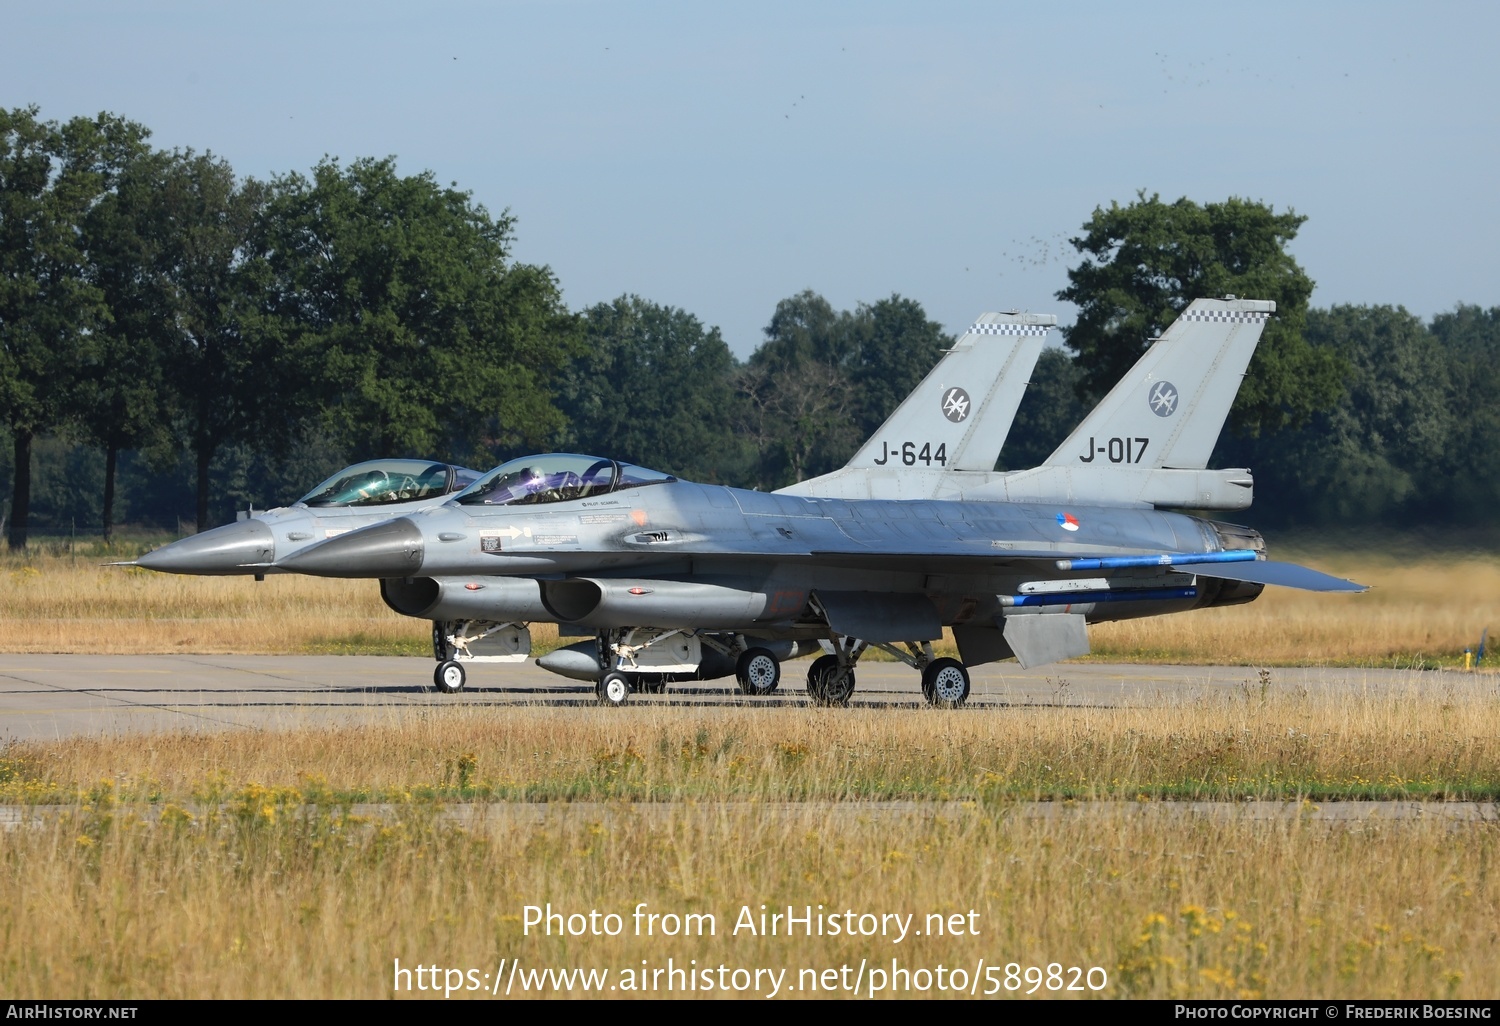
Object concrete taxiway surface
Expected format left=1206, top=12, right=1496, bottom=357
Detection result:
left=0, top=654, right=1478, bottom=740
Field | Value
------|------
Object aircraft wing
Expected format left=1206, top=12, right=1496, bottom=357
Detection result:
left=685, top=506, right=1369, bottom=593
left=783, top=546, right=1368, bottom=593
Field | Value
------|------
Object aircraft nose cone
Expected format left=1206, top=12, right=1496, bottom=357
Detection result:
left=136, top=520, right=276, bottom=575
left=276, top=518, right=424, bottom=578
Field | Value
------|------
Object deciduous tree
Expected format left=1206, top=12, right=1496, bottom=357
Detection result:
left=559, top=296, right=748, bottom=481
left=0, top=107, right=148, bottom=548
left=149, top=151, right=284, bottom=532
left=1225, top=305, right=1453, bottom=527
left=1057, top=192, right=1344, bottom=438
left=737, top=290, right=950, bottom=488
left=263, top=157, right=577, bottom=471
left=78, top=146, right=177, bottom=539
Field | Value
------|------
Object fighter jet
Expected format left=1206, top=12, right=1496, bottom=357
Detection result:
left=129, top=459, right=480, bottom=577
left=482, top=309, right=1060, bottom=693
left=127, top=310, right=1055, bottom=690
left=277, top=298, right=1365, bottom=705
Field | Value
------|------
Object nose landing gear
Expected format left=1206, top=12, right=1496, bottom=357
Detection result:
left=596, top=671, right=631, bottom=706
left=433, top=659, right=466, bottom=693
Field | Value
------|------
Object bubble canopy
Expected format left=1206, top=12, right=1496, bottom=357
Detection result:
left=454, top=453, right=676, bottom=507
left=297, top=460, right=479, bottom=508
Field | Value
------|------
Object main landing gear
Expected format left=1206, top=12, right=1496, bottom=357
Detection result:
left=920, top=657, right=972, bottom=708
left=806, top=640, right=862, bottom=706
left=804, top=636, right=972, bottom=708
left=735, top=647, right=782, bottom=697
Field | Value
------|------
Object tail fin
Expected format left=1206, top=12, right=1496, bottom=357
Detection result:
left=1045, top=298, right=1274, bottom=470
left=845, top=311, right=1055, bottom=471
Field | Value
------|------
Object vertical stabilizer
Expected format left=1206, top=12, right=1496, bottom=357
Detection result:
left=845, top=312, right=1055, bottom=472
left=1045, top=298, right=1274, bottom=471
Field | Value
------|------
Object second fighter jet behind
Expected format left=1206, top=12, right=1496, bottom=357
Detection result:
left=131, top=459, right=479, bottom=576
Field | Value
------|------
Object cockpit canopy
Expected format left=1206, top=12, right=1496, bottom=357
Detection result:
left=297, top=460, right=480, bottom=508
left=454, top=453, right=676, bottom=507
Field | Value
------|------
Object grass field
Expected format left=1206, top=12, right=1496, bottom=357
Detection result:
left=1, top=532, right=1497, bottom=666
left=2, top=533, right=1497, bottom=1000
left=3, top=678, right=1497, bottom=805
left=1, top=799, right=1494, bottom=999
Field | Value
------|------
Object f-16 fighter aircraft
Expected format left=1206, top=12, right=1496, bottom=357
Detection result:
left=129, top=459, right=480, bottom=576
left=124, top=310, right=1053, bottom=687
left=336, top=308, right=1055, bottom=691
left=276, top=298, right=1365, bottom=705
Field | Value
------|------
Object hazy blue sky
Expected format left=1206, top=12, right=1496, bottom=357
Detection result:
left=4, top=1, right=1495, bottom=354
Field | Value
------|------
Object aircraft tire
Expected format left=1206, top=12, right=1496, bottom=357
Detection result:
left=736, top=647, right=781, bottom=696
left=433, top=659, right=466, bottom=694
left=921, top=658, right=970, bottom=708
left=807, top=654, right=854, bottom=707
left=596, top=671, right=631, bottom=707
left=806, top=654, right=836, bottom=701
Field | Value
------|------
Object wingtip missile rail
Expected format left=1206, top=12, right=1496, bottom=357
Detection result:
left=1056, top=549, right=1260, bottom=572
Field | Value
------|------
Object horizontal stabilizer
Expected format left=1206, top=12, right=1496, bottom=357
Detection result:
left=1191, top=560, right=1367, bottom=593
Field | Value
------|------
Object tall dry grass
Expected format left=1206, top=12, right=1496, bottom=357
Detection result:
left=0, top=796, right=1493, bottom=998
left=5, top=678, right=1497, bottom=803
left=2, top=537, right=1497, bottom=1000
left=0, top=552, right=568, bottom=656
left=0, top=537, right=1495, bottom=664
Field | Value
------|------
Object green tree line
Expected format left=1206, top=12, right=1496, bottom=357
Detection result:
left=4, top=109, right=1498, bottom=544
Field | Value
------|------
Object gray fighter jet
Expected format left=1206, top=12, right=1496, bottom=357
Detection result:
left=125, top=309, right=1055, bottom=690
left=390, top=308, right=1058, bottom=691
left=130, top=459, right=480, bottom=576
left=276, top=298, right=1365, bottom=705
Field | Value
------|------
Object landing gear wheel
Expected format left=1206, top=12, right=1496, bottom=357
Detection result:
left=736, top=647, right=781, bottom=696
left=637, top=675, right=667, bottom=694
left=921, top=657, right=970, bottom=708
left=806, top=654, right=836, bottom=700
left=807, top=654, right=855, bottom=707
left=433, top=659, right=466, bottom=693
left=596, top=671, right=631, bottom=706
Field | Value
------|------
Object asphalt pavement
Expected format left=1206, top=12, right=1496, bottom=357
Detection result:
left=0, top=654, right=1475, bottom=740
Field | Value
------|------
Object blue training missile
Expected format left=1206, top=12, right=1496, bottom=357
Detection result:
left=1055, top=549, right=1259, bottom=571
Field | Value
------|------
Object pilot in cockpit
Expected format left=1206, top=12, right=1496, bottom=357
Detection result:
left=353, top=470, right=393, bottom=503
